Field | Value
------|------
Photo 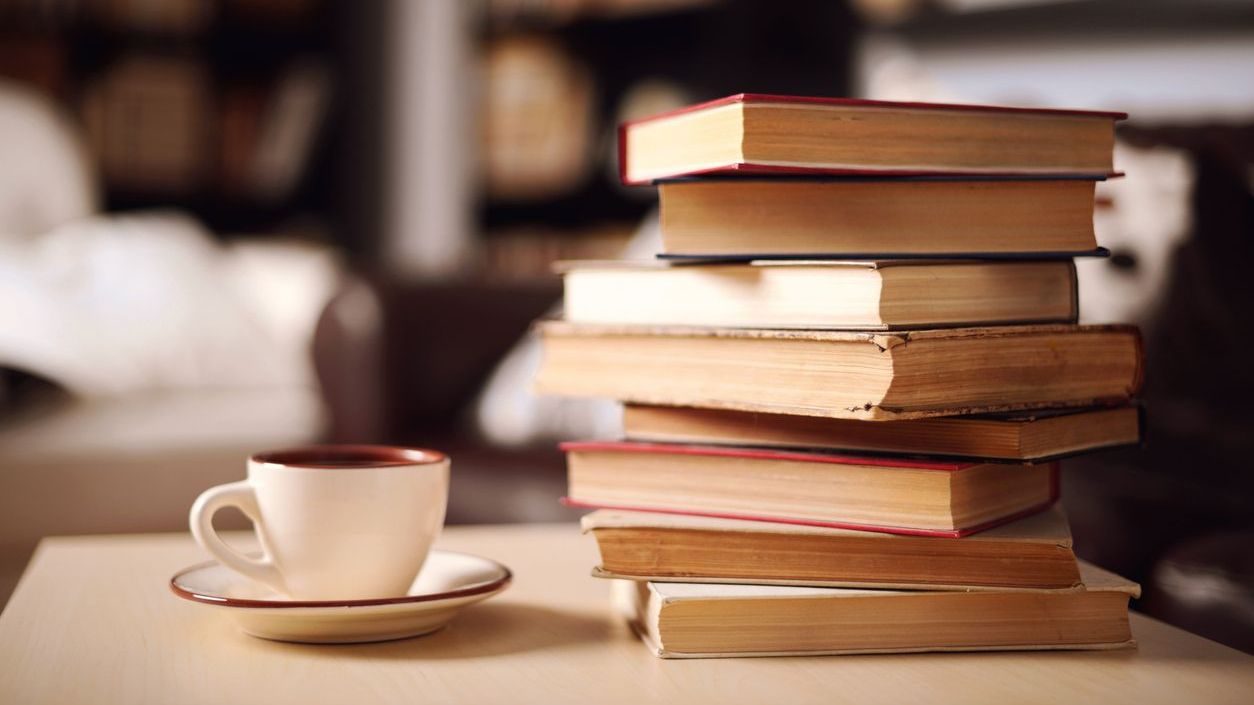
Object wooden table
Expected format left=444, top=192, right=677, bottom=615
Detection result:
left=1, top=524, right=1251, bottom=705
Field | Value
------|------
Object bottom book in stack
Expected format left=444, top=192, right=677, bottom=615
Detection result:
left=611, top=562, right=1137, bottom=659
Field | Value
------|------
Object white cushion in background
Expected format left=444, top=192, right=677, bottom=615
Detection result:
left=0, top=212, right=340, bottom=396
left=0, top=80, right=97, bottom=240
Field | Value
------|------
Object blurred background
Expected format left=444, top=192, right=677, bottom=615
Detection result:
left=0, top=0, right=1251, bottom=651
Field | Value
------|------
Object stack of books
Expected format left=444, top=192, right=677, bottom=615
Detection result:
left=535, top=94, right=1145, bottom=659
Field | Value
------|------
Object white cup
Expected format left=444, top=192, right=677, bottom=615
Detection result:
left=190, top=445, right=449, bottom=600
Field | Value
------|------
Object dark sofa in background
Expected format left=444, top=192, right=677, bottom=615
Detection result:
left=313, top=274, right=575, bottom=525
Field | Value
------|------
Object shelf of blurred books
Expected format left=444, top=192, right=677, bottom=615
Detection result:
left=470, top=0, right=859, bottom=281
left=0, top=0, right=333, bottom=237
left=474, top=1, right=725, bottom=280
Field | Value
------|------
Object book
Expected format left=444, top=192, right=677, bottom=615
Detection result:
left=561, top=259, right=1078, bottom=329
left=81, top=56, right=211, bottom=191
left=562, top=441, right=1058, bottom=537
left=535, top=322, right=1142, bottom=420
left=655, top=177, right=1100, bottom=258
left=583, top=505, right=1081, bottom=590
left=622, top=404, right=1142, bottom=461
left=618, top=94, right=1124, bottom=185
left=616, top=561, right=1138, bottom=658
left=482, top=35, right=595, bottom=199
left=250, top=62, right=331, bottom=202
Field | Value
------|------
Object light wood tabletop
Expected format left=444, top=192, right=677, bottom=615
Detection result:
left=0, top=524, right=1251, bottom=705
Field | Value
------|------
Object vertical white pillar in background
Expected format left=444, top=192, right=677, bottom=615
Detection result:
left=384, top=0, right=477, bottom=279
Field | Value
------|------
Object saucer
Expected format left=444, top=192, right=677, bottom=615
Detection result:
left=170, top=550, right=511, bottom=644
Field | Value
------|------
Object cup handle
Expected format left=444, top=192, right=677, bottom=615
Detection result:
left=189, top=481, right=288, bottom=595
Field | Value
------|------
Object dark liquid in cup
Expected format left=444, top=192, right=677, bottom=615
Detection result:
left=254, top=446, right=444, bottom=468
left=298, top=459, right=410, bottom=467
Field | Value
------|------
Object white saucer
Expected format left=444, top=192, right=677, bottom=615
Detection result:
left=170, top=550, right=511, bottom=644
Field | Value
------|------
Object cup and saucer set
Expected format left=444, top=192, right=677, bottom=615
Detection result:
left=169, top=445, right=511, bottom=644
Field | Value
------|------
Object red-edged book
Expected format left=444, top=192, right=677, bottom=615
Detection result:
left=618, top=93, right=1125, bottom=185
left=561, top=441, right=1058, bottom=538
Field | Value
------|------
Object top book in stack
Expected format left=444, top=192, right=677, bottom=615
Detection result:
left=619, top=94, right=1124, bottom=258
left=620, top=94, right=1124, bottom=184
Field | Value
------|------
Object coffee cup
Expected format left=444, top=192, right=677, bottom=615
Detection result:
left=189, top=445, right=449, bottom=600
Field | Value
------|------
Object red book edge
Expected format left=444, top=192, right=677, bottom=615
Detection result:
left=563, top=463, right=1058, bottom=540
left=617, top=121, right=628, bottom=187
left=559, top=440, right=979, bottom=471
left=617, top=93, right=1127, bottom=185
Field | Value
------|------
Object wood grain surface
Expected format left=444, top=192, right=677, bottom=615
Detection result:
left=1, top=525, right=1251, bottom=705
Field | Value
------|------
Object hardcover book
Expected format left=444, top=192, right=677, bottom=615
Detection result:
left=583, top=505, right=1081, bottom=590
left=536, top=322, right=1143, bottom=420
left=619, top=94, right=1124, bottom=185
left=655, top=177, right=1101, bottom=258
left=561, top=259, right=1078, bottom=330
left=562, top=441, right=1059, bottom=537
left=621, top=404, right=1142, bottom=461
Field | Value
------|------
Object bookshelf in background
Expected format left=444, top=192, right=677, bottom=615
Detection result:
left=0, top=0, right=338, bottom=241
left=474, top=0, right=856, bottom=281
left=0, top=0, right=858, bottom=274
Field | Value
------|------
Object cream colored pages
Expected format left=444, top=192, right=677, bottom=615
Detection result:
left=553, top=259, right=885, bottom=272
left=589, top=566, right=1081, bottom=594
left=645, top=559, right=1138, bottom=602
left=539, top=320, right=1137, bottom=343
left=581, top=504, right=1072, bottom=545
left=640, top=634, right=1137, bottom=660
